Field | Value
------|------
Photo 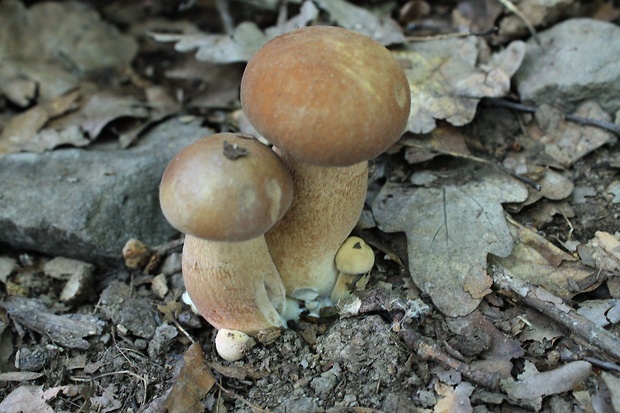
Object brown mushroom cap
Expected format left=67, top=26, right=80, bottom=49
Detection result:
left=159, top=133, right=294, bottom=241
left=240, top=26, right=411, bottom=167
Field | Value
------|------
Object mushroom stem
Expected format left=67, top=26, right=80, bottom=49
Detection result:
left=265, top=149, right=368, bottom=305
left=183, top=234, right=287, bottom=335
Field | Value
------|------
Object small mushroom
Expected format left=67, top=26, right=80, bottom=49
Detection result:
left=159, top=133, right=294, bottom=335
left=241, top=26, right=410, bottom=309
left=331, top=236, right=375, bottom=303
left=215, top=329, right=257, bottom=362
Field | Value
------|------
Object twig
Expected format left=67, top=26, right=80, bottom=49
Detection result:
left=497, top=0, right=540, bottom=44
left=492, top=266, right=620, bottom=362
left=484, top=98, right=620, bottom=136
left=143, top=238, right=184, bottom=274
left=399, top=138, right=542, bottom=191
left=406, top=26, right=498, bottom=42
left=215, top=0, right=234, bottom=35
left=398, top=329, right=501, bottom=390
left=214, top=381, right=268, bottom=413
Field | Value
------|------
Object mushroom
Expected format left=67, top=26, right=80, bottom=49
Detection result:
left=331, top=236, right=375, bottom=303
left=215, top=329, right=257, bottom=362
left=240, top=26, right=410, bottom=309
left=159, top=133, right=294, bottom=335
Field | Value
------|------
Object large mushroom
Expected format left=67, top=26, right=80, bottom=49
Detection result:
left=241, top=26, right=411, bottom=309
left=159, top=133, right=294, bottom=335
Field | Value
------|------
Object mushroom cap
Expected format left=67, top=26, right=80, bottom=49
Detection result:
left=215, top=328, right=257, bottom=362
left=240, top=26, right=411, bottom=167
left=335, top=236, right=375, bottom=274
left=159, top=133, right=294, bottom=241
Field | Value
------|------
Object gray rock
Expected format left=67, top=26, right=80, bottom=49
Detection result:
left=0, top=118, right=211, bottom=263
left=148, top=323, right=178, bottom=359
left=514, top=19, right=620, bottom=113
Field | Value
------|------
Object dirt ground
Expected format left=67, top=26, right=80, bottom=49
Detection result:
left=1, top=1, right=620, bottom=412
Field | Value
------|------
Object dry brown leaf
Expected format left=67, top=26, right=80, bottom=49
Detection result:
left=593, top=372, right=620, bottom=412
left=396, top=39, right=524, bottom=134
left=493, top=220, right=601, bottom=299
left=523, top=169, right=574, bottom=205
left=518, top=200, right=574, bottom=227
left=501, top=360, right=591, bottom=411
left=536, top=102, right=614, bottom=167
left=433, top=380, right=474, bottom=413
left=0, top=386, right=54, bottom=413
left=152, top=1, right=318, bottom=64
left=165, top=342, right=216, bottom=413
left=313, top=0, right=405, bottom=45
left=0, top=90, right=82, bottom=154
left=372, top=171, right=528, bottom=316
left=0, top=385, right=76, bottom=413
left=401, top=123, right=472, bottom=164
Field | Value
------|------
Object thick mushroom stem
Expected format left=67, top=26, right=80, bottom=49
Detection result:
left=183, top=235, right=287, bottom=335
left=265, top=150, right=368, bottom=305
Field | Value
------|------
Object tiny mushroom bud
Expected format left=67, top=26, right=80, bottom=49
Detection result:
left=159, top=133, right=294, bottom=335
left=241, top=26, right=410, bottom=309
left=215, top=328, right=257, bottom=362
left=331, top=236, right=375, bottom=303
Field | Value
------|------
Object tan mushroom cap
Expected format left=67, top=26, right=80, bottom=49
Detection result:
left=159, top=133, right=294, bottom=242
left=241, top=26, right=411, bottom=167
left=335, top=236, right=375, bottom=275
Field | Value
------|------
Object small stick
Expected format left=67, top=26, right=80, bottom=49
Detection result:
left=143, top=238, right=184, bottom=274
left=492, top=266, right=620, bottom=362
left=406, top=27, right=498, bottom=42
left=484, top=98, right=620, bottom=136
left=399, top=329, right=501, bottom=390
left=497, top=0, right=540, bottom=44
left=400, top=139, right=542, bottom=191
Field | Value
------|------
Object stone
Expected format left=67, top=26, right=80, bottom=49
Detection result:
left=514, top=19, right=620, bottom=114
left=0, top=118, right=211, bottom=263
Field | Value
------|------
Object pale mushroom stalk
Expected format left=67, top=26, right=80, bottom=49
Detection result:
left=183, top=235, right=287, bottom=334
left=265, top=150, right=368, bottom=307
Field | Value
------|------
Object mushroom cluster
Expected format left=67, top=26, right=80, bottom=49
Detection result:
left=159, top=26, right=410, bottom=361
left=242, top=25, right=411, bottom=310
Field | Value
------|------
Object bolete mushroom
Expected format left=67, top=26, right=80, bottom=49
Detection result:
left=159, top=133, right=294, bottom=335
left=240, top=26, right=410, bottom=308
left=331, top=236, right=375, bottom=303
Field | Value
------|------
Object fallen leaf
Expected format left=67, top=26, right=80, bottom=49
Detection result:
left=152, top=1, right=318, bottom=64
left=0, top=386, right=54, bottom=413
left=577, top=299, right=620, bottom=327
left=501, top=360, right=592, bottom=411
left=396, top=39, right=524, bottom=134
left=0, top=90, right=82, bottom=154
left=593, top=372, right=620, bottom=412
left=314, top=0, right=405, bottom=45
left=372, top=171, right=528, bottom=316
left=536, top=102, right=614, bottom=167
left=165, top=342, right=216, bottom=413
left=401, top=123, right=472, bottom=164
left=494, top=220, right=602, bottom=299
left=523, top=169, right=574, bottom=205
left=0, top=384, right=76, bottom=413
left=90, top=384, right=122, bottom=413
left=0, top=0, right=137, bottom=74
left=433, top=380, right=474, bottom=413
left=518, top=200, right=574, bottom=227
left=518, top=308, right=564, bottom=343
